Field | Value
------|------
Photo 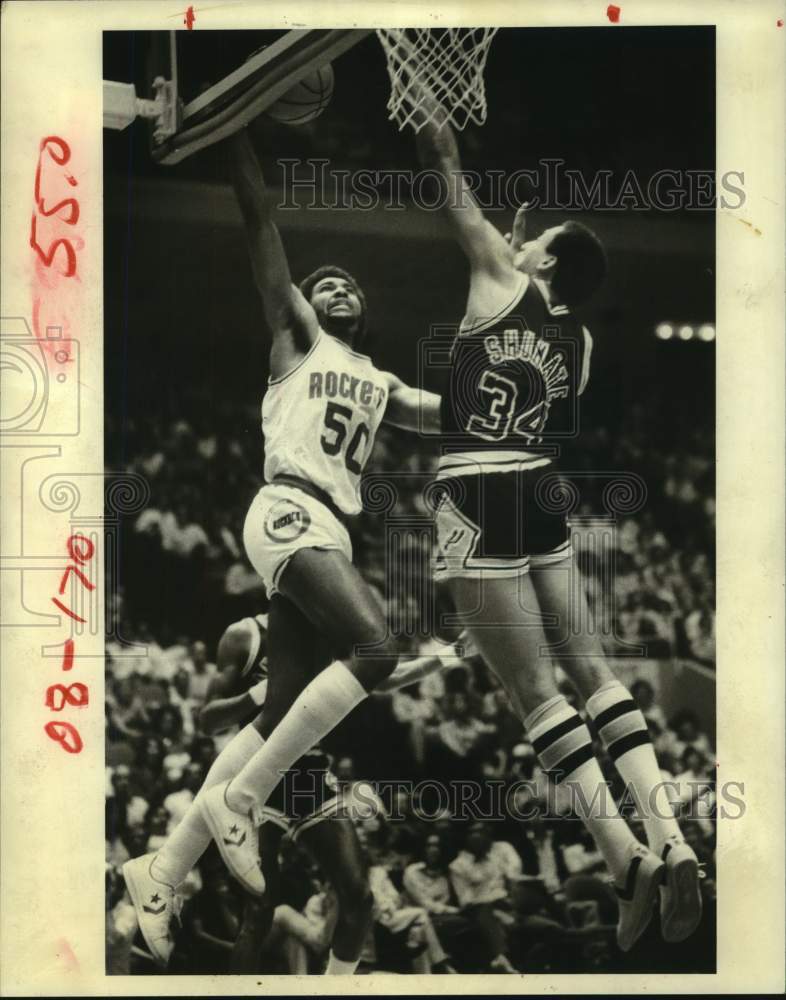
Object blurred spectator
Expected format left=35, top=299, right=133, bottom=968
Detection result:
left=260, top=889, right=337, bottom=974
left=684, top=603, right=716, bottom=665
left=663, top=709, right=715, bottom=761
left=367, top=860, right=456, bottom=973
left=180, top=640, right=218, bottom=706
left=432, top=692, right=496, bottom=779
left=403, top=833, right=459, bottom=916
left=630, top=678, right=668, bottom=732
left=448, top=823, right=521, bottom=972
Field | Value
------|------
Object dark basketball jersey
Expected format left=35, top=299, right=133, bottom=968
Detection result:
left=439, top=276, right=592, bottom=478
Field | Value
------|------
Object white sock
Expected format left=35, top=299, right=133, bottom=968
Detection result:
left=151, top=723, right=264, bottom=887
left=526, top=695, right=640, bottom=884
left=586, top=679, right=682, bottom=854
left=228, top=661, right=366, bottom=816
left=324, top=951, right=360, bottom=975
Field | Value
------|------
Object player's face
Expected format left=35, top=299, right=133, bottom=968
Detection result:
left=310, top=277, right=362, bottom=338
left=513, top=224, right=565, bottom=275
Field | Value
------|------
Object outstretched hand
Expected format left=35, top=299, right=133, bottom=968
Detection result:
left=504, top=202, right=531, bottom=251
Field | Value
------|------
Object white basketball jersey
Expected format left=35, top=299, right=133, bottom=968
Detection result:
left=262, top=332, right=389, bottom=516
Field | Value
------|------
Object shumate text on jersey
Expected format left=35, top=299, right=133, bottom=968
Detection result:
left=262, top=332, right=388, bottom=516
left=439, top=275, right=593, bottom=477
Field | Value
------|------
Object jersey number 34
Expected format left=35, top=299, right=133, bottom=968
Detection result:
left=466, top=371, right=548, bottom=444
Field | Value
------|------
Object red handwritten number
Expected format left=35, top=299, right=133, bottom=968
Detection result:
left=60, top=638, right=75, bottom=672
left=68, top=534, right=95, bottom=564
left=35, top=146, right=87, bottom=755
left=30, top=218, right=78, bottom=277
left=45, top=682, right=89, bottom=711
left=44, top=721, right=83, bottom=754
left=30, top=136, right=79, bottom=277
left=51, top=595, right=86, bottom=624
left=58, top=563, right=95, bottom=595
left=39, top=136, right=72, bottom=167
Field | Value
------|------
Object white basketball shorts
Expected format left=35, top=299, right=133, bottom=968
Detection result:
left=243, top=483, right=353, bottom=597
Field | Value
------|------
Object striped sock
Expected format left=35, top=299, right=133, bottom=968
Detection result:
left=526, top=695, right=639, bottom=883
left=586, top=680, right=682, bottom=854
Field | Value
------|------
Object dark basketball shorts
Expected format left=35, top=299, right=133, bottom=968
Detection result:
left=259, top=748, right=348, bottom=841
left=433, top=465, right=573, bottom=580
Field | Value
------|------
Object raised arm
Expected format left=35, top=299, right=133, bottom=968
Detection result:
left=413, top=91, right=512, bottom=276
left=228, top=130, right=319, bottom=378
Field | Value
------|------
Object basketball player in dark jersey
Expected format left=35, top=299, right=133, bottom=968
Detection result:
left=413, top=94, right=702, bottom=952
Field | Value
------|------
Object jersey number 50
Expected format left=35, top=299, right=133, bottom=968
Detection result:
left=320, top=402, right=370, bottom=474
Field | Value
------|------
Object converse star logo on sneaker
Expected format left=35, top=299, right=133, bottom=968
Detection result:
left=229, top=824, right=239, bottom=835
left=223, top=827, right=246, bottom=847
left=150, top=893, right=161, bottom=903
left=143, top=899, right=167, bottom=915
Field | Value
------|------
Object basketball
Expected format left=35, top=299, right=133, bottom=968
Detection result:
left=265, top=64, right=334, bottom=125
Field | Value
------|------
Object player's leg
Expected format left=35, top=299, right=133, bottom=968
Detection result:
left=530, top=559, right=702, bottom=942
left=298, top=817, right=373, bottom=974
left=200, top=482, right=400, bottom=881
left=255, top=592, right=329, bottom=740
left=229, top=822, right=286, bottom=973
left=448, top=570, right=663, bottom=952
left=220, top=548, right=398, bottom=818
left=201, top=557, right=401, bottom=892
left=122, top=719, right=266, bottom=964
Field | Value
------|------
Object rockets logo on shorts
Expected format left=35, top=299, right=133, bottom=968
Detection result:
left=264, top=499, right=311, bottom=543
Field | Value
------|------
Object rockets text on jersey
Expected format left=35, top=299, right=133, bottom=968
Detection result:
left=262, top=332, right=388, bottom=516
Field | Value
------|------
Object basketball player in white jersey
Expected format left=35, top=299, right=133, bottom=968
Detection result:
left=122, top=600, right=450, bottom=971
left=410, top=93, right=702, bottom=952
left=126, top=127, right=450, bottom=974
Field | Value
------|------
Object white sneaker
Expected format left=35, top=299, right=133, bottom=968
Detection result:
left=199, top=780, right=265, bottom=896
left=614, top=844, right=665, bottom=952
left=122, top=853, right=179, bottom=966
left=659, top=835, right=703, bottom=942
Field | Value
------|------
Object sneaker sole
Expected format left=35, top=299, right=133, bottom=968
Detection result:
left=199, top=796, right=265, bottom=898
left=122, top=861, right=171, bottom=967
left=661, top=857, right=702, bottom=942
left=618, top=860, right=664, bottom=952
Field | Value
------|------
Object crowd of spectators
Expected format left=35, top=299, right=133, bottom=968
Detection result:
left=106, top=621, right=717, bottom=975
left=108, top=384, right=715, bottom=666
left=106, top=389, right=716, bottom=974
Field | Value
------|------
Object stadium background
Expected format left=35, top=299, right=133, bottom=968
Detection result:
left=103, top=27, right=716, bottom=975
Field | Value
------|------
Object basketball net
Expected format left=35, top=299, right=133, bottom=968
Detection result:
left=376, top=28, right=499, bottom=132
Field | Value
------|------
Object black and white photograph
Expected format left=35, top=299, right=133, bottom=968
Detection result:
left=1, top=2, right=783, bottom=995
left=102, top=24, right=721, bottom=977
